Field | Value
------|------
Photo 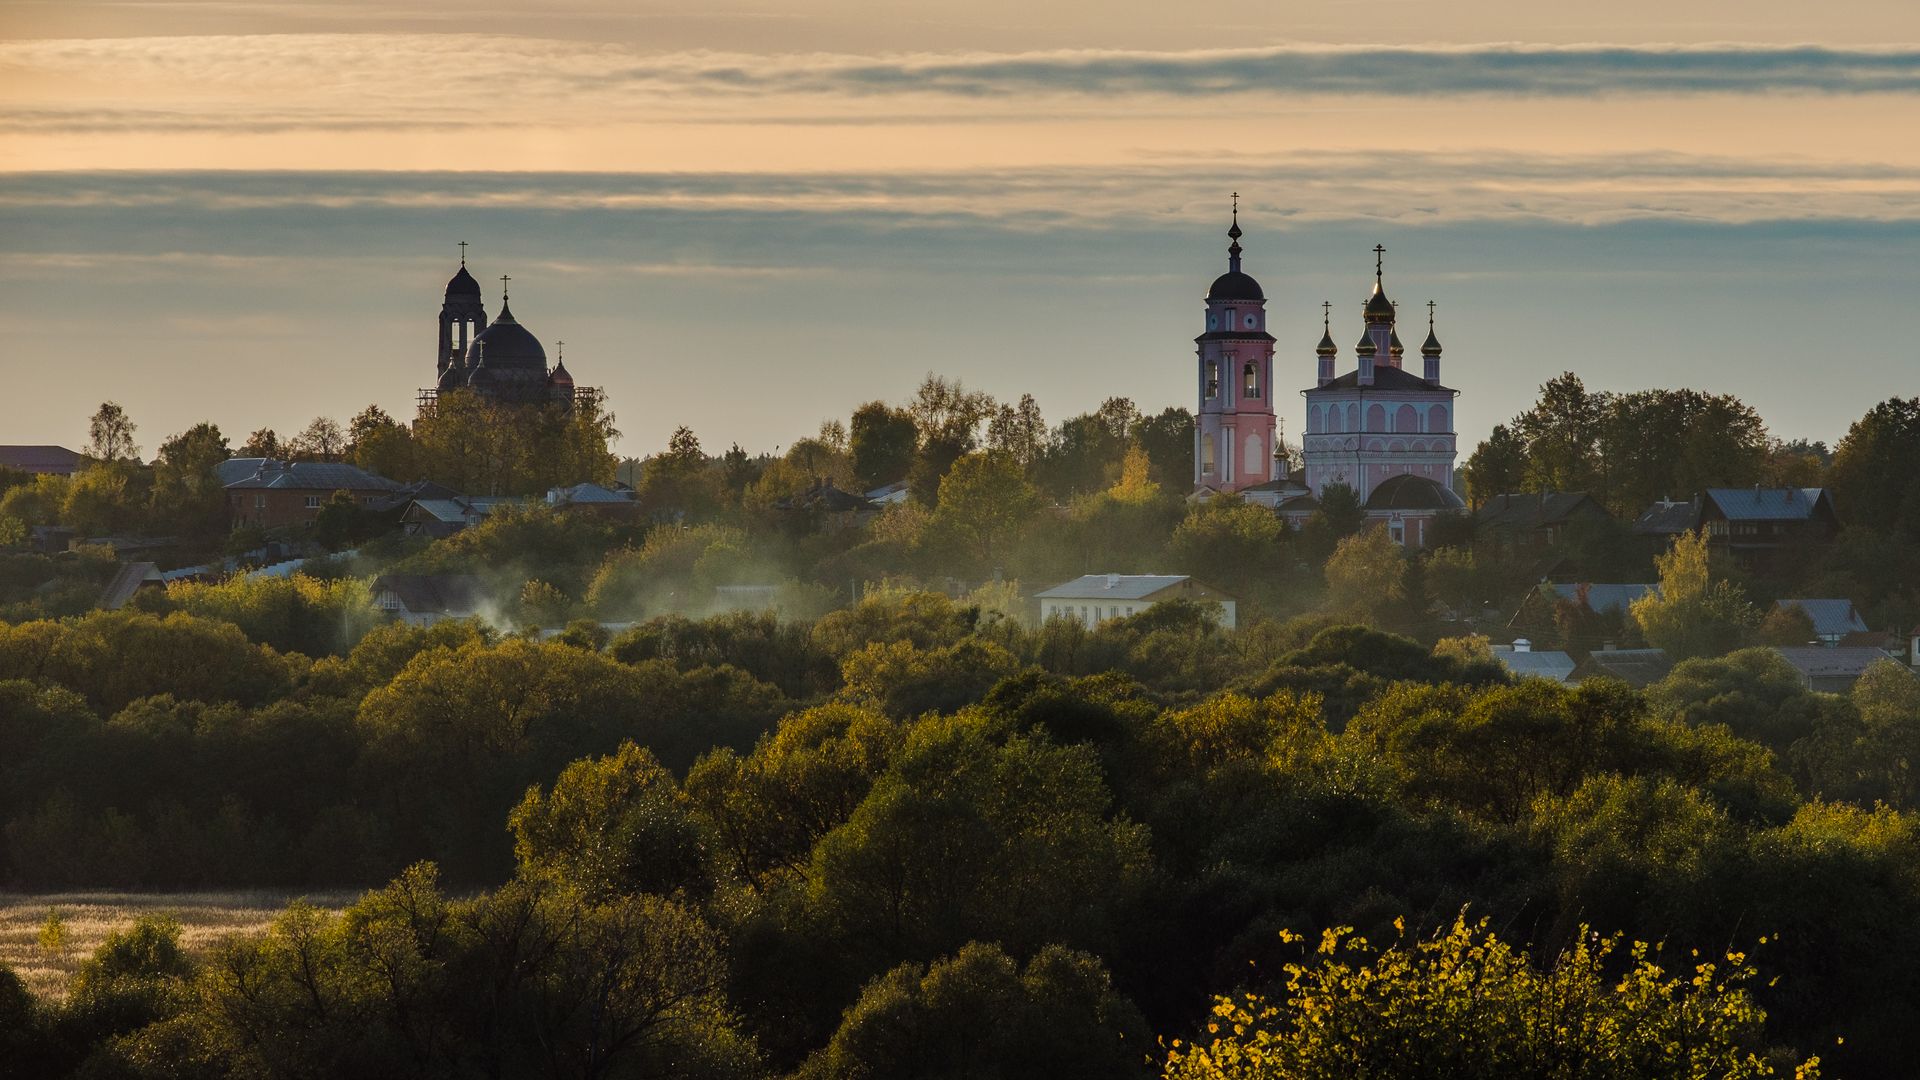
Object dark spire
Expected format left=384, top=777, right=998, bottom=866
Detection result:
left=1227, top=192, right=1243, bottom=273
left=1316, top=300, right=1337, bottom=355
left=1422, top=300, right=1443, bottom=356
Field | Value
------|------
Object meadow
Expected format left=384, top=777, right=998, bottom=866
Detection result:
left=0, top=890, right=357, bottom=1000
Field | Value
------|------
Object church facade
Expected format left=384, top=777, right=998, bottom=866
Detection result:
left=419, top=251, right=592, bottom=413
left=1192, top=213, right=1463, bottom=547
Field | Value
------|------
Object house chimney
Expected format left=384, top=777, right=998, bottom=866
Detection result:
left=1105, top=573, right=1121, bottom=590
left=1513, top=637, right=1532, bottom=653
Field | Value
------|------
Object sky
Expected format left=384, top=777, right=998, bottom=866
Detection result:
left=4, top=2, right=1920, bottom=460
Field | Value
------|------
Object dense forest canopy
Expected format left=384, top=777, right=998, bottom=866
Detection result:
left=4, top=381, right=1920, bottom=1077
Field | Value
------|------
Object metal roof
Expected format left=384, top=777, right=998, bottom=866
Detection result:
left=97, top=561, right=162, bottom=610
left=1772, top=646, right=1904, bottom=680
left=0, top=445, right=83, bottom=472
left=548, top=482, right=633, bottom=505
left=1492, top=648, right=1576, bottom=682
left=372, top=574, right=484, bottom=615
left=407, top=496, right=523, bottom=523
left=1036, top=574, right=1199, bottom=601
left=1705, top=487, right=1830, bottom=522
left=223, top=460, right=399, bottom=492
left=1775, top=599, right=1870, bottom=640
left=1306, top=365, right=1454, bottom=394
left=1633, top=498, right=1700, bottom=535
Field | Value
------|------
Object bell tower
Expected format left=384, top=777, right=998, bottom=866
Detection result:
left=437, top=241, right=489, bottom=386
left=1194, top=196, right=1278, bottom=492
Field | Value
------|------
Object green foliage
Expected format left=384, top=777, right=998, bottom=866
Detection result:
left=1633, top=530, right=1758, bottom=660
left=850, top=401, right=919, bottom=489
left=512, top=741, right=716, bottom=899
left=798, top=942, right=1151, bottom=1080
left=147, top=571, right=380, bottom=657
left=1828, top=396, right=1920, bottom=540
left=1164, top=916, right=1817, bottom=1080
left=587, top=522, right=758, bottom=619
left=1322, top=526, right=1406, bottom=626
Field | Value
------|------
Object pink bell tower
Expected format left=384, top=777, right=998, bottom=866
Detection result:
left=1193, top=195, right=1278, bottom=492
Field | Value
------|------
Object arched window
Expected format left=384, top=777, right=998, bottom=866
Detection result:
left=1346, top=403, right=1359, bottom=432
left=1244, top=433, right=1263, bottom=478
left=1428, top=404, right=1449, bottom=432
left=1367, top=404, right=1387, bottom=432
left=1397, top=404, right=1418, bottom=433
left=1242, top=362, right=1259, bottom=398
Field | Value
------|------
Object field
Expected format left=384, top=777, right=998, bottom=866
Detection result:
left=0, top=890, right=359, bottom=1000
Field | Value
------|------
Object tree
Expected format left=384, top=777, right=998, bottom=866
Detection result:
left=290, top=416, right=346, bottom=461
left=796, top=942, right=1150, bottom=1080
left=1463, top=422, right=1527, bottom=506
left=1631, top=530, right=1757, bottom=661
left=1511, top=372, right=1604, bottom=494
left=149, top=422, right=230, bottom=537
left=986, top=393, right=1047, bottom=471
left=908, top=376, right=995, bottom=504
left=637, top=426, right=720, bottom=519
left=1829, top=397, right=1920, bottom=540
left=850, top=401, right=919, bottom=490
left=86, top=402, right=138, bottom=463
left=928, top=452, right=1041, bottom=572
left=510, top=741, right=715, bottom=899
left=1166, top=916, right=1819, bottom=1080
left=1134, top=406, right=1196, bottom=491
left=1323, top=526, right=1406, bottom=626
left=346, top=404, right=414, bottom=481
left=236, top=428, right=280, bottom=458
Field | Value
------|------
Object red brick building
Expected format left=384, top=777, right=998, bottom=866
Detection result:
left=224, top=460, right=399, bottom=530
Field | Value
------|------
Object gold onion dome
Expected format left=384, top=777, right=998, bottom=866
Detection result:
left=1316, top=326, right=1338, bottom=356
left=1389, top=327, right=1404, bottom=356
left=1355, top=330, right=1377, bottom=355
left=1422, top=326, right=1443, bottom=356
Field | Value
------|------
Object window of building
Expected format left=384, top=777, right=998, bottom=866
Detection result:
left=1202, top=435, right=1215, bottom=474
left=1388, top=522, right=1405, bottom=545
left=1205, top=360, right=1219, bottom=399
left=254, top=495, right=265, bottom=510
left=305, top=495, right=321, bottom=509
left=1243, top=362, right=1259, bottom=398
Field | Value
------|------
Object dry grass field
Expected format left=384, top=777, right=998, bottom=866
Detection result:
left=0, top=890, right=359, bottom=1001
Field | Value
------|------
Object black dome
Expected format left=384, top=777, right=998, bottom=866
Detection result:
left=1208, top=271, right=1264, bottom=301
left=1366, top=473, right=1466, bottom=512
left=1365, top=282, right=1395, bottom=322
left=465, top=303, right=546, bottom=370
left=446, top=264, right=482, bottom=298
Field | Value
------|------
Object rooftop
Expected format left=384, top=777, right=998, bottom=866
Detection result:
left=1775, top=599, right=1870, bottom=640
left=1037, top=574, right=1218, bottom=601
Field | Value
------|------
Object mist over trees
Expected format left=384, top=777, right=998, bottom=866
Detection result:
left=5, top=381, right=1920, bottom=1076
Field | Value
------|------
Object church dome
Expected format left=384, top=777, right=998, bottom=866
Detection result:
left=1366, top=473, right=1466, bottom=512
left=446, top=264, right=482, bottom=298
left=465, top=302, right=546, bottom=370
left=1365, top=281, right=1395, bottom=323
left=547, top=360, right=574, bottom=388
left=1207, top=271, right=1265, bottom=302
left=1422, top=326, right=1443, bottom=356
left=1316, top=326, right=1338, bottom=356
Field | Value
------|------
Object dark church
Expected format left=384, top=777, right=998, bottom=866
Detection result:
left=419, top=247, right=592, bottom=413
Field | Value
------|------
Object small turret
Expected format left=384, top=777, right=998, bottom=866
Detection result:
left=1422, top=301, right=1443, bottom=384
left=1315, top=301, right=1337, bottom=387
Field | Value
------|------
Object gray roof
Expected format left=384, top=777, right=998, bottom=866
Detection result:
left=0, top=445, right=83, bottom=472
left=1548, top=583, right=1658, bottom=616
left=1492, top=648, right=1576, bottom=682
left=1479, top=492, right=1609, bottom=531
left=1706, top=487, right=1830, bottom=522
left=372, top=574, right=484, bottom=616
left=548, top=482, right=633, bottom=505
left=223, top=460, right=399, bottom=492
left=97, top=561, right=163, bottom=610
left=1306, top=365, right=1454, bottom=394
left=1772, top=647, right=1905, bottom=681
left=217, top=457, right=266, bottom=485
left=1776, top=599, right=1870, bottom=639
left=407, top=496, right=524, bottom=523
left=1037, top=574, right=1201, bottom=601
left=1633, top=498, right=1700, bottom=535
left=1573, top=648, right=1673, bottom=688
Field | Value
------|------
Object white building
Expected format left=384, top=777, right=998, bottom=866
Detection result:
left=1035, top=574, right=1238, bottom=629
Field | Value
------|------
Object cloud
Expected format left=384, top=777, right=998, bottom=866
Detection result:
left=9, top=37, right=1920, bottom=138
left=10, top=153, right=1920, bottom=230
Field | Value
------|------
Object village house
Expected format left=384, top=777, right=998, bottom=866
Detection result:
left=1036, top=574, right=1238, bottom=629
left=224, top=460, right=400, bottom=531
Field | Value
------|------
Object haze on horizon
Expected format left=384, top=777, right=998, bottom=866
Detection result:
left=3, top=0, right=1919, bottom=459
